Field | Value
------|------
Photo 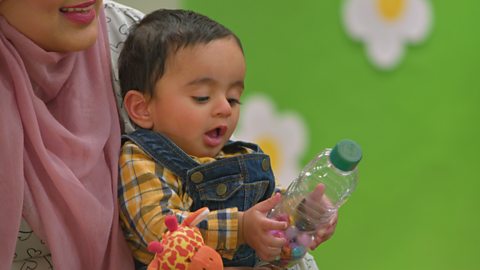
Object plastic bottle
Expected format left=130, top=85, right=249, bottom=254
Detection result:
left=264, top=139, right=362, bottom=268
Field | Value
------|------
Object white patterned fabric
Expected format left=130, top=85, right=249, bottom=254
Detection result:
left=294, top=253, right=320, bottom=270
left=12, top=220, right=52, bottom=270
left=104, top=0, right=144, bottom=134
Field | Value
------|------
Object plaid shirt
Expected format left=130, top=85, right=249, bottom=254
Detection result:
left=118, top=140, right=253, bottom=264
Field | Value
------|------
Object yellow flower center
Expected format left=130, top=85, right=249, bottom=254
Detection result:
left=256, top=137, right=281, bottom=175
left=377, top=0, right=406, bottom=21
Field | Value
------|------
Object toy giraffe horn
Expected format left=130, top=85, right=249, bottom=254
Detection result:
left=164, top=215, right=178, bottom=232
left=147, top=241, right=164, bottom=254
left=183, top=207, right=210, bottom=227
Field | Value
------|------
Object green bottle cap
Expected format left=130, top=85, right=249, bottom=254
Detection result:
left=330, top=139, right=362, bottom=171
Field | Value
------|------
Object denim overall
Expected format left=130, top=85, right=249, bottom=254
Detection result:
left=123, top=128, right=276, bottom=267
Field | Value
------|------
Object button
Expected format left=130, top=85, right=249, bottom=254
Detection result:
left=216, top=183, right=227, bottom=196
left=190, top=172, right=203, bottom=183
left=261, top=158, right=270, bottom=171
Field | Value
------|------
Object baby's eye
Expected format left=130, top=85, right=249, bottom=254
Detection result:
left=227, top=98, right=242, bottom=106
left=192, top=96, right=209, bottom=103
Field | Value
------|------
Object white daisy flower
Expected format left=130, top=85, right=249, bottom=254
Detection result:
left=343, top=0, right=433, bottom=69
left=234, top=95, right=308, bottom=188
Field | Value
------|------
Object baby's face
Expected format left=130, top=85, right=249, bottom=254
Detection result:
left=0, top=0, right=102, bottom=52
left=147, top=37, right=245, bottom=158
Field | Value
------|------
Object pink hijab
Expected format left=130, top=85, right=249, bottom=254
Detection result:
left=0, top=5, right=133, bottom=270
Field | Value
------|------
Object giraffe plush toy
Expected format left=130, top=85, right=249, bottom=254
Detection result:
left=147, top=207, right=223, bottom=270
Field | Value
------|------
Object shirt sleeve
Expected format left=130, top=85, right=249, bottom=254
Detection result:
left=199, top=207, right=239, bottom=259
left=118, top=141, right=240, bottom=262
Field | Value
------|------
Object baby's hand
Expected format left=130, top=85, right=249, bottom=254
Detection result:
left=241, top=193, right=287, bottom=261
left=302, top=184, right=338, bottom=250
left=309, top=211, right=337, bottom=250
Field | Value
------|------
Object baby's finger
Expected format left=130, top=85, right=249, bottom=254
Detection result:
left=309, top=236, right=322, bottom=250
left=264, top=232, right=287, bottom=248
left=307, top=184, right=325, bottom=202
left=255, top=193, right=282, bottom=213
left=263, top=218, right=287, bottom=231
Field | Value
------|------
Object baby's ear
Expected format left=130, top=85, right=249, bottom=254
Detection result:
left=123, top=90, right=153, bottom=129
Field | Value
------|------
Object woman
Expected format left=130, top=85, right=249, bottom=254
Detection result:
left=0, top=1, right=142, bottom=269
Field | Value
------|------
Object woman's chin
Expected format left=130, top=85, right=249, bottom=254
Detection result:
left=43, top=24, right=99, bottom=52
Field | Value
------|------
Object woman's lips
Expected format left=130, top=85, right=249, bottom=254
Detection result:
left=61, top=0, right=97, bottom=9
left=60, top=1, right=97, bottom=25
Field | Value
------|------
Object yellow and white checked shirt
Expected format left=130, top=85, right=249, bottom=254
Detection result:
left=118, top=140, right=253, bottom=264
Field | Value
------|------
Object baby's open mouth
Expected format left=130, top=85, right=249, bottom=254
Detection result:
left=204, top=126, right=227, bottom=148
left=206, top=126, right=227, bottom=138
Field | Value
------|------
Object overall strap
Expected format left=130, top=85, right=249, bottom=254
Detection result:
left=122, top=129, right=199, bottom=181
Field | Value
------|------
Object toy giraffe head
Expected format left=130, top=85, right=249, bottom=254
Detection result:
left=147, top=207, right=223, bottom=270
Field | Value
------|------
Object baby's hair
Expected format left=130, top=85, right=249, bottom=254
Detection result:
left=118, top=9, right=243, bottom=98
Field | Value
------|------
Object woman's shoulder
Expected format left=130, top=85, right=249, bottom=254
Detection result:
left=103, top=0, right=144, bottom=49
left=104, top=0, right=145, bottom=24
left=103, top=1, right=145, bottom=134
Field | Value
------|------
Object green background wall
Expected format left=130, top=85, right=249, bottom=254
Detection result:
left=117, top=1, right=480, bottom=269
